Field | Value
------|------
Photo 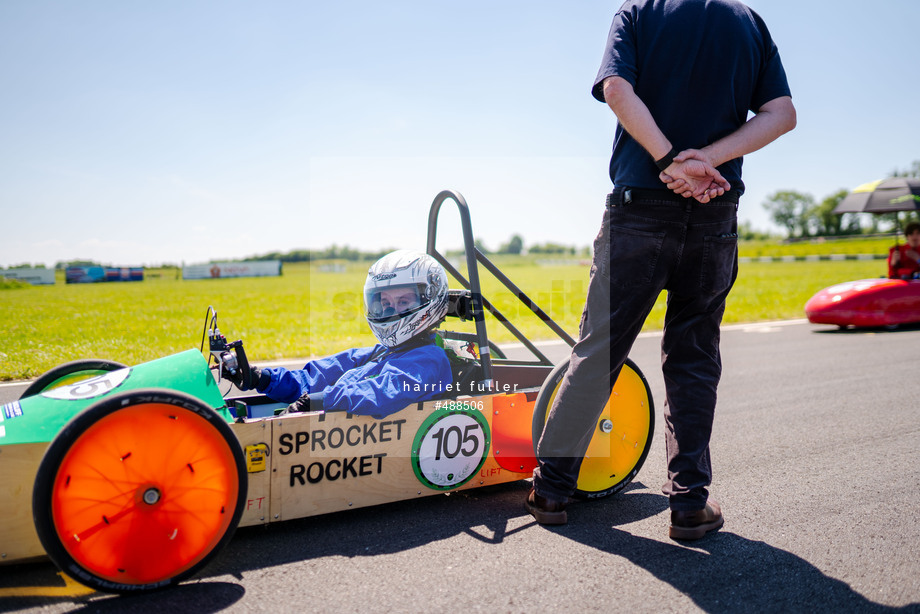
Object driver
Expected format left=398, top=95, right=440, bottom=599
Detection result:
left=888, top=222, right=920, bottom=280
left=225, top=250, right=453, bottom=418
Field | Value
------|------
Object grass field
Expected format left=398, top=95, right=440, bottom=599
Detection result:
left=1, top=237, right=895, bottom=382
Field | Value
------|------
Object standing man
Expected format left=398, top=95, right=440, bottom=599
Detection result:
left=528, top=0, right=796, bottom=540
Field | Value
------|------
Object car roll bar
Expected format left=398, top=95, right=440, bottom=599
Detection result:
left=426, top=189, right=577, bottom=389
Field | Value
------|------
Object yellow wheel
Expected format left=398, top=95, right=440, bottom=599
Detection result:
left=532, top=357, right=654, bottom=499
left=32, top=389, right=246, bottom=593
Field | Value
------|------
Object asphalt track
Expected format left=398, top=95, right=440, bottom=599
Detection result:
left=2, top=320, right=919, bottom=613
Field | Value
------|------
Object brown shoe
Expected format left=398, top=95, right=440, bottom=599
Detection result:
left=669, top=500, right=724, bottom=540
left=525, top=488, right=568, bottom=525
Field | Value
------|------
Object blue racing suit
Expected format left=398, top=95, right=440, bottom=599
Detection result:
left=255, top=334, right=453, bottom=419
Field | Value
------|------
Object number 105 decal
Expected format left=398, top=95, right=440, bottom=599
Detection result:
left=411, top=405, right=490, bottom=490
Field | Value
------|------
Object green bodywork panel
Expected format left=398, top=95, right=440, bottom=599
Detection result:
left=0, top=350, right=231, bottom=446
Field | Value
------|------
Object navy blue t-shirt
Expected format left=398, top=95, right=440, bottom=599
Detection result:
left=592, top=0, right=792, bottom=193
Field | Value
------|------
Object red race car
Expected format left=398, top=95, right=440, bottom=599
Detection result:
left=805, top=278, right=920, bottom=328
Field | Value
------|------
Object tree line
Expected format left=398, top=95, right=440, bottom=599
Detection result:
left=245, top=238, right=589, bottom=263
left=24, top=239, right=586, bottom=270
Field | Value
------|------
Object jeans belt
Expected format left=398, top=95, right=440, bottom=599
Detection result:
left=607, top=187, right=740, bottom=207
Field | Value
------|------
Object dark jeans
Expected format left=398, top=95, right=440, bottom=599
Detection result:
left=534, top=187, right=739, bottom=511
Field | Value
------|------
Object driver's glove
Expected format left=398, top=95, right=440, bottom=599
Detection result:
left=279, top=392, right=310, bottom=415
left=278, top=392, right=325, bottom=415
left=221, top=364, right=263, bottom=391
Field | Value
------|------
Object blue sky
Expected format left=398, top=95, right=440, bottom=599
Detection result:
left=1, top=0, right=918, bottom=268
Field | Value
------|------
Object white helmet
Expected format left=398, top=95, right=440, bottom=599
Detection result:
left=364, top=250, right=449, bottom=348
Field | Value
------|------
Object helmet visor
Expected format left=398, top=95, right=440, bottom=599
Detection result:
left=366, top=284, right=425, bottom=321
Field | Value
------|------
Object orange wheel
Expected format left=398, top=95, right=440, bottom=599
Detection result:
left=532, top=357, right=654, bottom=499
left=32, top=389, right=246, bottom=593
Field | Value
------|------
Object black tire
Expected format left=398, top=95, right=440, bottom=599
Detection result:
left=531, top=357, right=654, bottom=499
left=32, top=388, right=247, bottom=594
left=20, top=359, right=127, bottom=400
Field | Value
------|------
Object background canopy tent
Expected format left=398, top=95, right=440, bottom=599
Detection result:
left=834, top=177, right=920, bottom=214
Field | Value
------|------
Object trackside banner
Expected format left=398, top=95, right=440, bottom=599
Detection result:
left=0, top=268, right=55, bottom=285
left=66, top=267, right=144, bottom=284
left=182, top=260, right=282, bottom=280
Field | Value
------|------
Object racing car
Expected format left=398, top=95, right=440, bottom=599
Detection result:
left=804, top=278, right=920, bottom=328
left=0, top=190, right=654, bottom=593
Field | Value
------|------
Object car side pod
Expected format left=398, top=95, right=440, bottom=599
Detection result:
left=804, top=278, right=920, bottom=328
